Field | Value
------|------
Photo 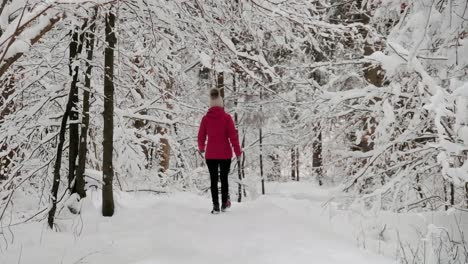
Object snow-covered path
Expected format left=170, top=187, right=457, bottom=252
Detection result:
left=1, top=183, right=394, bottom=264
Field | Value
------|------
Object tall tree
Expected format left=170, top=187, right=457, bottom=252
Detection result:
left=157, top=77, right=174, bottom=175
left=233, top=74, right=243, bottom=202
left=102, top=10, right=116, bottom=217
left=47, top=19, right=87, bottom=228
left=313, top=126, right=323, bottom=185
left=75, top=11, right=97, bottom=199
left=68, top=22, right=87, bottom=190
left=290, top=143, right=300, bottom=182
left=260, top=86, right=265, bottom=194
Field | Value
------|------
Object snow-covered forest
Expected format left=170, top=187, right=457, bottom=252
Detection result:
left=0, top=0, right=467, bottom=263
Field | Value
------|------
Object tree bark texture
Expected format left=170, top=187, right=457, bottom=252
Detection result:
left=47, top=20, right=87, bottom=228
left=102, top=11, right=116, bottom=217
left=68, top=22, right=87, bottom=191
left=75, top=13, right=97, bottom=199
left=313, top=127, right=323, bottom=185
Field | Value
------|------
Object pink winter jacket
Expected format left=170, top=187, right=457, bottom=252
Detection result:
left=198, top=106, right=242, bottom=159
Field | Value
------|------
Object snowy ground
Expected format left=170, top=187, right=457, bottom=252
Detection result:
left=0, top=182, right=395, bottom=264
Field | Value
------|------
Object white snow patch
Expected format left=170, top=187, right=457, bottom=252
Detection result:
left=0, top=184, right=393, bottom=264
left=453, top=81, right=468, bottom=97
left=199, top=51, right=213, bottom=69
left=366, top=51, right=404, bottom=76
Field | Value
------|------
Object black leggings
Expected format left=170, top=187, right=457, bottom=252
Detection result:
left=206, top=159, right=231, bottom=207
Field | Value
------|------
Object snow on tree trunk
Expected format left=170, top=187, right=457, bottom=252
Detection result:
left=291, top=148, right=296, bottom=181
left=68, top=22, right=87, bottom=192
left=0, top=74, right=17, bottom=182
left=313, top=125, right=323, bottom=186
left=48, top=53, right=78, bottom=228
left=157, top=77, right=174, bottom=176
left=75, top=11, right=97, bottom=200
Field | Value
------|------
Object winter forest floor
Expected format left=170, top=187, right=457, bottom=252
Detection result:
left=2, top=182, right=396, bottom=264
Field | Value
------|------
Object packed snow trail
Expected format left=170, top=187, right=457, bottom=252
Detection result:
left=1, top=183, right=394, bottom=264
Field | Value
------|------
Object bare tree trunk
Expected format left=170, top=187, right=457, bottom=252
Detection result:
left=291, top=148, right=296, bottom=181
left=260, top=127, right=264, bottom=194
left=444, top=179, right=448, bottom=211
left=159, top=138, right=171, bottom=173
left=415, top=173, right=425, bottom=208
left=260, top=87, right=264, bottom=195
left=217, top=72, right=224, bottom=96
left=450, top=182, right=455, bottom=207
left=68, top=22, right=87, bottom=191
left=130, top=55, right=152, bottom=168
left=466, top=182, right=468, bottom=209
left=290, top=91, right=299, bottom=181
left=47, top=70, right=75, bottom=228
left=75, top=13, right=97, bottom=199
left=354, top=1, right=381, bottom=154
left=156, top=126, right=170, bottom=175
left=47, top=21, right=88, bottom=227
left=0, top=144, right=15, bottom=182
left=344, top=1, right=381, bottom=189
left=102, top=10, right=116, bottom=217
left=268, top=153, right=280, bottom=181
left=237, top=158, right=242, bottom=202
left=233, top=75, right=242, bottom=202
left=157, top=78, right=174, bottom=175
left=295, top=147, right=299, bottom=182
left=48, top=122, right=70, bottom=228
left=313, top=125, right=323, bottom=185
left=241, top=132, right=247, bottom=197
left=353, top=0, right=385, bottom=87
left=456, top=95, right=468, bottom=207
left=443, top=178, right=455, bottom=211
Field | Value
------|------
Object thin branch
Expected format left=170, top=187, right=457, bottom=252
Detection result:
left=0, top=12, right=64, bottom=78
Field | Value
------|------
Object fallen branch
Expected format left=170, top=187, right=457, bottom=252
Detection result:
left=397, top=196, right=443, bottom=213
left=124, top=189, right=167, bottom=194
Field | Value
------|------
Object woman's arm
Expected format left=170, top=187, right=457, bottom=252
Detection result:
left=197, top=116, right=207, bottom=153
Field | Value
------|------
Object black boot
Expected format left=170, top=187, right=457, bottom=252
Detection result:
left=221, top=200, right=231, bottom=212
left=211, top=204, right=220, bottom=214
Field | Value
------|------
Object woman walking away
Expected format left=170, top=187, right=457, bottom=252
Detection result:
left=198, top=88, right=242, bottom=214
